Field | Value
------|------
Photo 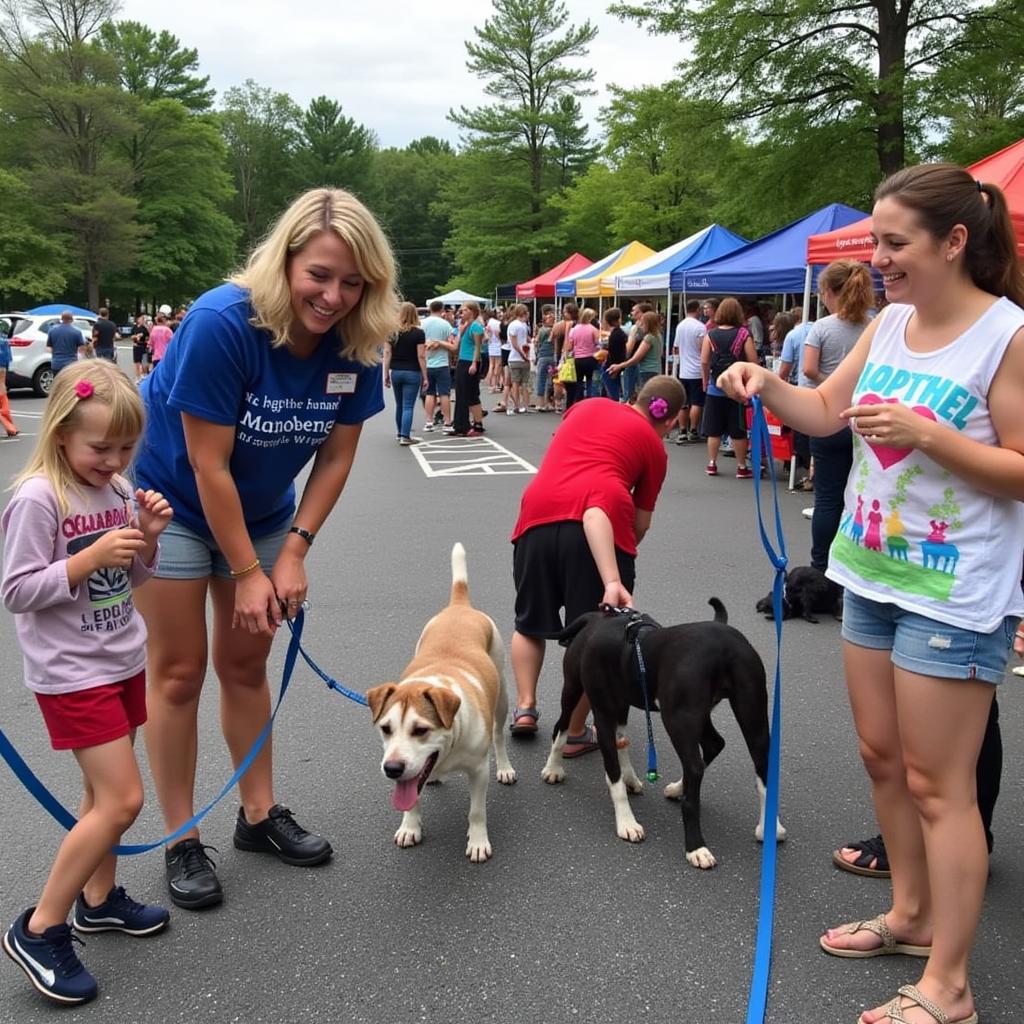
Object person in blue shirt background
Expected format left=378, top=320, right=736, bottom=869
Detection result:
left=133, top=188, right=399, bottom=912
left=45, top=311, right=88, bottom=376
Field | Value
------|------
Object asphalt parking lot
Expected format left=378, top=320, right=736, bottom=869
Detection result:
left=0, top=391, right=1021, bottom=1024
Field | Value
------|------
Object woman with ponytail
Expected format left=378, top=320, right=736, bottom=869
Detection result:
left=718, top=163, right=1024, bottom=1024
left=801, top=258, right=876, bottom=571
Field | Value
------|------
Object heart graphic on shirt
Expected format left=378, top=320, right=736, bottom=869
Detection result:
left=857, top=394, right=937, bottom=470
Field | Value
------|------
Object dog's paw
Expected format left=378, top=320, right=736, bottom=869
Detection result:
left=466, top=833, right=493, bottom=862
left=541, top=764, right=565, bottom=784
left=616, top=819, right=645, bottom=843
left=394, top=825, right=422, bottom=848
left=663, top=779, right=683, bottom=801
left=755, top=819, right=787, bottom=842
left=496, top=766, right=517, bottom=785
left=686, top=846, right=717, bottom=869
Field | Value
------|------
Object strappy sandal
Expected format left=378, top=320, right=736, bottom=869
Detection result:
left=562, top=725, right=600, bottom=758
left=833, top=834, right=891, bottom=878
left=820, top=914, right=931, bottom=958
left=857, top=984, right=978, bottom=1024
left=509, top=706, right=539, bottom=735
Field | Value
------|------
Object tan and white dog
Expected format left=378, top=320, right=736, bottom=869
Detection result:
left=366, top=543, right=516, bottom=862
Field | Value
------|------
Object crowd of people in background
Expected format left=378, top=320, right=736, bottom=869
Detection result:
left=387, top=285, right=836, bottom=489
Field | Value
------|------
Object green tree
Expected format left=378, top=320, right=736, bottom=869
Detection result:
left=0, top=168, right=69, bottom=301
left=219, top=79, right=301, bottom=254
left=105, top=100, right=237, bottom=305
left=610, top=0, right=1024, bottom=179
left=0, top=0, right=144, bottom=308
left=446, top=0, right=599, bottom=285
left=924, top=1, right=1024, bottom=165
left=292, top=96, right=377, bottom=199
left=98, top=19, right=214, bottom=112
left=95, top=19, right=234, bottom=304
left=373, top=137, right=456, bottom=303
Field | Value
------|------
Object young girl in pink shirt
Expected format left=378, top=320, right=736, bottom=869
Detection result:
left=2, top=361, right=173, bottom=1005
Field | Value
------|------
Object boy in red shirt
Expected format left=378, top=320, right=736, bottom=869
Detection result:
left=508, top=376, right=685, bottom=755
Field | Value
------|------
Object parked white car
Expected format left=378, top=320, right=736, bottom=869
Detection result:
left=0, top=312, right=96, bottom=396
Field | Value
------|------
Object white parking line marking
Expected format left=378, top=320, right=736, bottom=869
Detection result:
left=410, top=436, right=536, bottom=477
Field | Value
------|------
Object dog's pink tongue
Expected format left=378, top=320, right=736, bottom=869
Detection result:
left=392, top=779, right=420, bottom=812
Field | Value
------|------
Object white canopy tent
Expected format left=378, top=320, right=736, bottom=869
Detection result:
left=426, top=289, right=490, bottom=306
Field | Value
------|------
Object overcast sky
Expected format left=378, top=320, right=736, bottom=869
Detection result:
left=116, top=0, right=686, bottom=148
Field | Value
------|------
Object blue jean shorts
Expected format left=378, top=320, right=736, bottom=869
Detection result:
left=425, top=365, right=452, bottom=397
left=155, top=517, right=290, bottom=581
left=841, top=590, right=1019, bottom=685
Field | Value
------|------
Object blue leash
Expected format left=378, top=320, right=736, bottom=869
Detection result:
left=598, top=605, right=660, bottom=780
left=744, top=397, right=788, bottom=1024
left=0, top=607, right=364, bottom=854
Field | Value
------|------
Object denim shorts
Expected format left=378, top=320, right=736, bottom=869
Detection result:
left=425, top=365, right=452, bottom=397
left=155, top=517, right=290, bottom=581
left=841, top=590, right=1019, bottom=685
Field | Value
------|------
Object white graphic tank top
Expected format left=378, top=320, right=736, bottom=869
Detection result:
left=826, top=299, right=1024, bottom=631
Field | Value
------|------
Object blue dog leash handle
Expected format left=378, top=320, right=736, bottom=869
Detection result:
left=745, top=397, right=787, bottom=1024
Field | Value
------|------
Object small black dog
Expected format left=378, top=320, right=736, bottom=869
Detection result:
left=541, top=599, right=785, bottom=869
left=756, top=565, right=843, bottom=623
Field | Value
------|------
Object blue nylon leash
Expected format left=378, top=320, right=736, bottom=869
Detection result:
left=745, top=396, right=788, bottom=1024
left=631, top=630, right=659, bottom=782
left=598, top=604, right=660, bottom=780
left=0, top=606, right=311, bottom=855
left=285, top=616, right=368, bottom=707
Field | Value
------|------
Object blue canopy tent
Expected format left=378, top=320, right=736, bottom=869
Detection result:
left=676, top=203, right=869, bottom=311
left=24, top=304, right=98, bottom=318
left=613, top=224, right=749, bottom=295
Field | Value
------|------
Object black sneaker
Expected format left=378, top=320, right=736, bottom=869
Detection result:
left=164, top=838, right=223, bottom=910
left=3, top=908, right=97, bottom=1004
left=233, top=805, right=332, bottom=866
left=73, top=886, right=170, bottom=936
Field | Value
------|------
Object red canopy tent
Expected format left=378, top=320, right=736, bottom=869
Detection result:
left=807, top=139, right=1024, bottom=263
left=516, top=252, right=592, bottom=300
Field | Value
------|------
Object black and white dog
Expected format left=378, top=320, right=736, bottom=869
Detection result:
left=541, top=600, right=785, bottom=869
left=756, top=565, right=843, bottom=623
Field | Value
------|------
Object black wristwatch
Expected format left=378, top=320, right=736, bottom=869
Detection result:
left=288, top=526, right=315, bottom=546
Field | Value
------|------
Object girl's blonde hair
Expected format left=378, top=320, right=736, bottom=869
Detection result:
left=12, top=361, right=145, bottom=516
left=579, top=308, right=597, bottom=325
left=397, top=301, right=420, bottom=332
left=230, top=188, right=399, bottom=365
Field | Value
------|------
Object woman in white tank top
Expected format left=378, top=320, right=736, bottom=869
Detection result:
left=719, top=164, right=1024, bottom=1024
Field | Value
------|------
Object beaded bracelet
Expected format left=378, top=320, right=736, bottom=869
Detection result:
left=229, top=558, right=261, bottom=578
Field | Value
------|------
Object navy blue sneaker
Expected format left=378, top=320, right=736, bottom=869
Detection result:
left=72, top=886, right=170, bottom=936
left=2, top=908, right=97, bottom=1004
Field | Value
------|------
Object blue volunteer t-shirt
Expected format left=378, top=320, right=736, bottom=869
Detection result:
left=135, top=283, right=383, bottom=539
left=458, top=321, right=484, bottom=362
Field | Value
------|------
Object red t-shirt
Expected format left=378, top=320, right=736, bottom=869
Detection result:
left=511, top=399, right=668, bottom=556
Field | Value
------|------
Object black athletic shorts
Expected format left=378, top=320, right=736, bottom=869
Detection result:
left=513, top=521, right=636, bottom=638
left=680, top=377, right=705, bottom=408
left=701, top=393, right=748, bottom=439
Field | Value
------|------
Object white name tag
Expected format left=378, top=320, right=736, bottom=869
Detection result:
left=326, top=372, right=357, bottom=395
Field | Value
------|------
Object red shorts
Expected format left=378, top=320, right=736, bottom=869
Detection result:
left=34, top=671, right=147, bottom=751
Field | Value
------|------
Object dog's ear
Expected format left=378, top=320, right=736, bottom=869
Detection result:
left=366, top=683, right=398, bottom=723
left=423, top=687, right=462, bottom=730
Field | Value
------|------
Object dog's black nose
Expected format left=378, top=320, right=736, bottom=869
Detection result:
left=383, top=760, right=405, bottom=779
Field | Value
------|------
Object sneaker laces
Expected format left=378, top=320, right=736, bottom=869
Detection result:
left=46, top=926, right=88, bottom=977
left=100, top=885, right=144, bottom=918
left=267, top=805, right=310, bottom=841
left=179, top=842, right=219, bottom=879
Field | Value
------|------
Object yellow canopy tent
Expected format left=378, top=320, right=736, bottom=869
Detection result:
left=573, top=241, right=655, bottom=297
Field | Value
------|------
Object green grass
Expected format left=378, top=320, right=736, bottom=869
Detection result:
left=831, top=532, right=956, bottom=601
